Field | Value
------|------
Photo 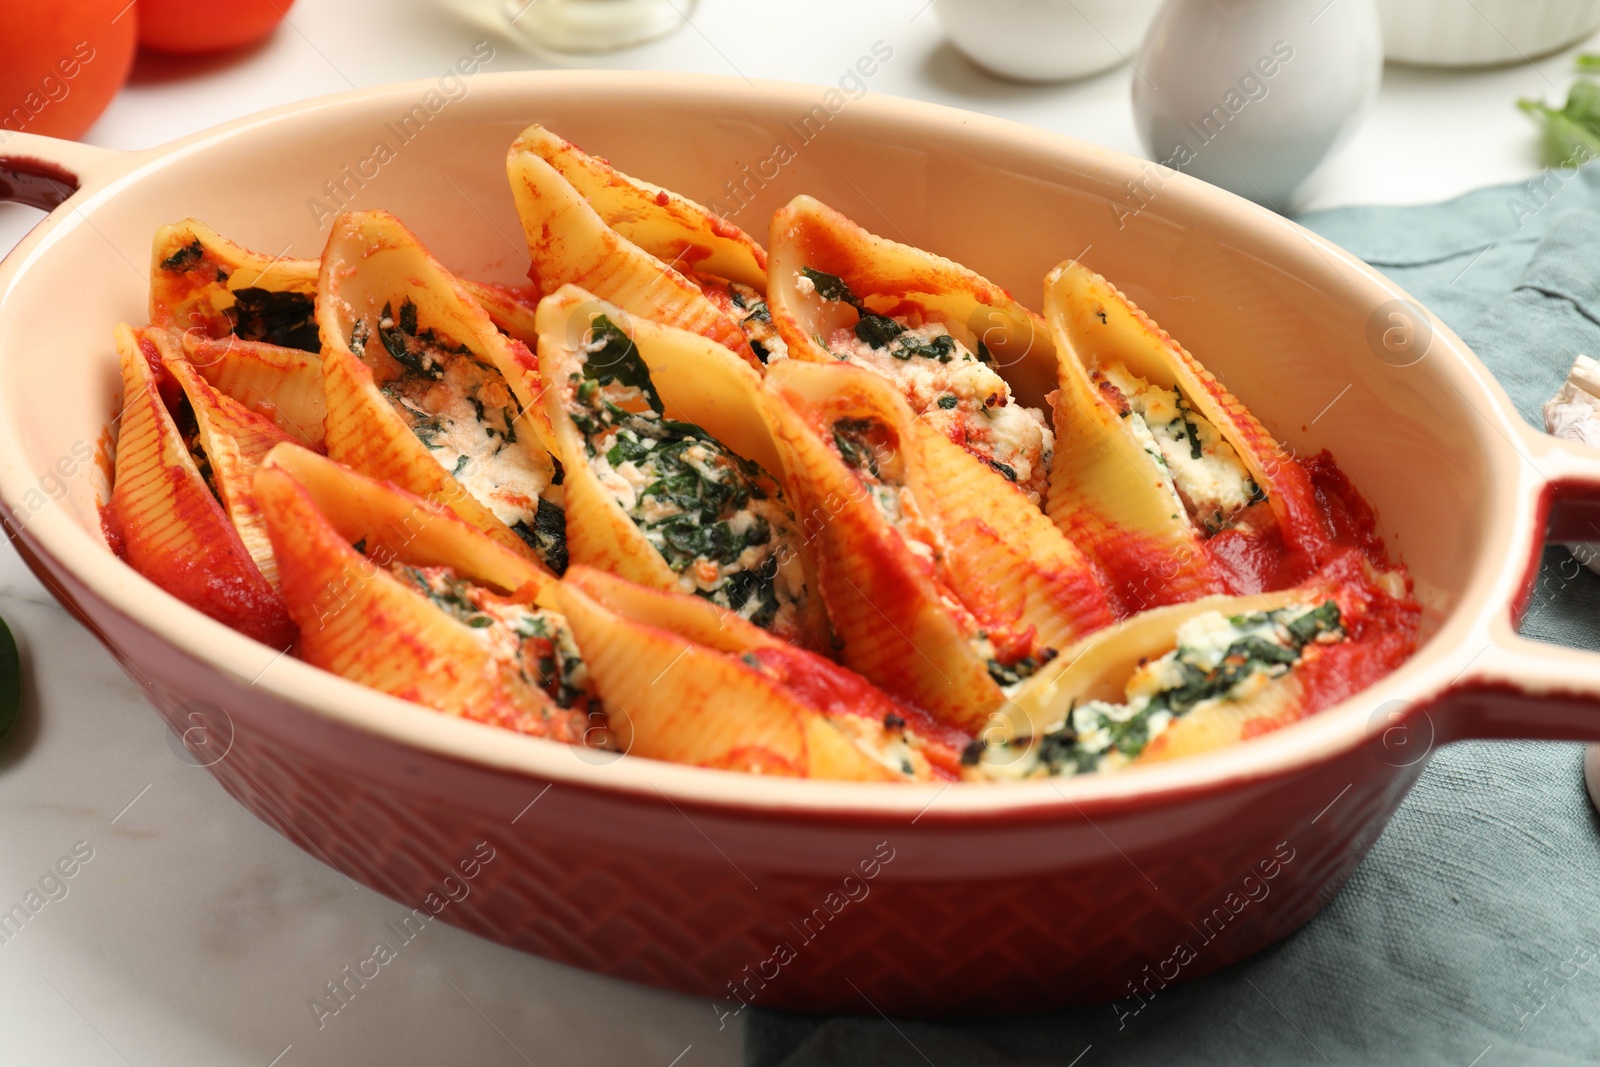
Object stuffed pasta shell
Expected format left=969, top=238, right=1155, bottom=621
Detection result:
left=316, top=210, right=567, bottom=573
left=148, top=217, right=542, bottom=348
left=767, top=195, right=1058, bottom=505
left=103, top=124, right=1423, bottom=786
left=556, top=566, right=965, bottom=780
left=176, top=332, right=326, bottom=449
left=1045, top=261, right=1329, bottom=611
left=506, top=124, right=770, bottom=367
left=105, top=324, right=294, bottom=647
left=762, top=359, right=1115, bottom=733
left=971, top=556, right=1417, bottom=778
left=148, top=330, right=302, bottom=589
left=254, top=446, right=594, bottom=742
left=534, top=284, right=827, bottom=648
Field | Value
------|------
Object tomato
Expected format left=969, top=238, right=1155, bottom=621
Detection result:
left=0, top=0, right=137, bottom=141
left=137, top=0, right=297, bottom=55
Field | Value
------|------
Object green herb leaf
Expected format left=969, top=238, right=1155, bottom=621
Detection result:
left=1284, top=600, right=1342, bottom=647
left=894, top=332, right=957, bottom=362
left=1519, top=79, right=1600, bottom=168
left=983, top=457, right=1018, bottom=483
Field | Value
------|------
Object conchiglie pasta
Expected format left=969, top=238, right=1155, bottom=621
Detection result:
left=969, top=571, right=1407, bottom=779
left=106, top=323, right=293, bottom=647
left=316, top=209, right=566, bottom=573
left=533, top=284, right=827, bottom=648
left=148, top=216, right=541, bottom=349
left=104, top=124, right=1422, bottom=782
left=254, top=447, right=588, bottom=740
left=151, top=329, right=301, bottom=588
left=1043, top=260, right=1329, bottom=612
left=766, top=195, right=1059, bottom=504
left=149, top=219, right=321, bottom=349
left=557, top=566, right=961, bottom=781
left=506, top=124, right=766, bottom=367
left=259, top=444, right=557, bottom=604
left=511, top=124, right=767, bottom=288
left=761, top=358, right=1115, bottom=733
left=178, top=332, right=326, bottom=449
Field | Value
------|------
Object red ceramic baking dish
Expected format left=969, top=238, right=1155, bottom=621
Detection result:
left=2, top=72, right=1598, bottom=1016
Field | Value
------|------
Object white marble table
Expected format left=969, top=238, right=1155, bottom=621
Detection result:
left=0, top=2, right=1587, bottom=1063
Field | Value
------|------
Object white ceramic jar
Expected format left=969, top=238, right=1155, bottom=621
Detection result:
left=933, top=0, right=1165, bottom=82
left=1132, top=0, right=1382, bottom=208
left=1379, top=0, right=1600, bottom=67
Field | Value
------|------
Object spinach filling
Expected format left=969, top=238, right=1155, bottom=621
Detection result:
left=831, top=417, right=885, bottom=479
left=1022, top=600, right=1344, bottom=776
left=985, top=648, right=1059, bottom=689
left=800, top=267, right=957, bottom=362
left=228, top=288, right=320, bottom=352
left=160, top=240, right=205, bottom=272
left=1103, top=365, right=1265, bottom=536
left=359, top=297, right=567, bottom=576
left=572, top=315, right=788, bottom=628
left=393, top=566, right=588, bottom=709
left=375, top=298, right=476, bottom=379
left=729, top=285, right=776, bottom=363
left=512, top=498, right=569, bottom=576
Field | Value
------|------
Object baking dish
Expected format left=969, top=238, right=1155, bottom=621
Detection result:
left=2, top=71, right=1597, bottom=1015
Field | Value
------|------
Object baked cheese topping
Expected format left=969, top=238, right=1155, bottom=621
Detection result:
left=390, top=564, right=592, bottom=713
left=970, top=600, right=1343, bottom=779
left=570, top=316, right=805, bottom=632
left=1094, top=361, right=1264, bottom=536
left=794, top=268, right=1054, bottom=506
left=354, top=298, right=566, bottom=571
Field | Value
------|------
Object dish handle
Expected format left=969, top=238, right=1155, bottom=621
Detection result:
left=0, top=133, right=129, bottom=211
left=1444, top=428, right=1600, bottom=741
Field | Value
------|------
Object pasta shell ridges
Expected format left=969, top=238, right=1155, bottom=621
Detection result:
left=763, top=361, right=1002, bottom=732
left=256, top=462, right=577, bottom=740
left=109, top=326, right=293, bottom=647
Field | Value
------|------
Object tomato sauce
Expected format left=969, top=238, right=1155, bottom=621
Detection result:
left=749, top=644, right=967, bottom=778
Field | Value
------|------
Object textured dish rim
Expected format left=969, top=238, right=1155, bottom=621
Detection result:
left=0, top=70, right=1533, bottom=820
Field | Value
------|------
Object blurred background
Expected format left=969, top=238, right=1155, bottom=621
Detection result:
left=5, top=0, right=1599, bottom=224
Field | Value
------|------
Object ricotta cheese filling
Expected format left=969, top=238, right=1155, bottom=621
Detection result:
left=353, top=298, right=566, bottom=572
left=1093, top=361, right=1264, bottom=537
left=570, top=315, right=806, bottom=632
left=725, top=280, right=788, bottom=363
left=390, top=564, right=592, bottom=713
left=831, top=416, right=1056, bottom=687
left=971, top=599, right=1343, bottom=779
left=795, top=268, right=1054, bottom=506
